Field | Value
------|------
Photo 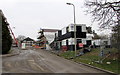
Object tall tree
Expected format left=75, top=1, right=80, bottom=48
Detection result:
left=84, top=0, right=120, bottom=29
left=86, top=26, right=93, bottom=34
left=17, top=35, right=26, bottom=41
left=1, top=13, right=12, bottom=54
left=111, top=25, right=120, bottom=49
left=92, top=30, right=101, bottom=39
left=84, top=0, right=120, bottom=50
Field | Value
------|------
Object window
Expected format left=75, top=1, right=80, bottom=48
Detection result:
left=66, top=27, right=69, bottom=33
left=70, top=25, right=74, bottom=31
left=71, top=26, right=74, bottom=30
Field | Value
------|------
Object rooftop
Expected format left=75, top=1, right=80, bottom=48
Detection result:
left=43, top=29, right=59, bottom=32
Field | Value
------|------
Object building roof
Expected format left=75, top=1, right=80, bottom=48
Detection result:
left=22, top=37, right=34, bottom=42
left=37, top=35, right=45, bottom=39
left=43, top=29, right=59, bottom=32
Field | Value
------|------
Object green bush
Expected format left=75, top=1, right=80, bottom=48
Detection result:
left=2, top=17, right=12, bottom=54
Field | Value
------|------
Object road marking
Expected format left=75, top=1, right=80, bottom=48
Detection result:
left=4, top=62, right=12, bottom=68
left=41, top=58, right=45, bottom=60
left=27, top=60, right=34, bottom=62
left=32, top=63, right=44, bottom=71
left=27, top=60, right=44, bottom=71
left=15, top=62, right=19, bottom=67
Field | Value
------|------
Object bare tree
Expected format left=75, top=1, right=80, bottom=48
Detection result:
left=84, top=0, right=120, bottom=29
left=111, top=24, right=120, bottom=49
left=84, top=0, right=120, bottom=51
left=17, top=35, right=26, bottom=41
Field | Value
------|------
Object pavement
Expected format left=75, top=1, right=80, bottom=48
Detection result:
left=2, top=48, right=52, bottom=73
left=1, top=48, right=117, bottom=74
left=1, top=47, right=21, bottom=57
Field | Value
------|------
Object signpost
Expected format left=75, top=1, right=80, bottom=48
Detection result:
left=78, top=43, right=84, bottom=56
left=99, top=41, right=106, bottom=63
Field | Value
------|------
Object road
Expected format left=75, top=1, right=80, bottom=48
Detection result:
left=2, top=48, right=114, bottom=74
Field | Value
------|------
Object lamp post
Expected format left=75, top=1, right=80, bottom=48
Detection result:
left=66, top=3, right=77, bottom=56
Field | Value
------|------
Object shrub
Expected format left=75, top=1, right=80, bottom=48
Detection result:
left=2, top=16, right=12, bottom=54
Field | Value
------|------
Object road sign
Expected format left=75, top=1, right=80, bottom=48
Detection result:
left=79, top=43, right=83, bottom=47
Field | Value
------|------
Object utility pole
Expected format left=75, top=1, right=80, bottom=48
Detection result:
left=66, top=3, right=77, bottom=56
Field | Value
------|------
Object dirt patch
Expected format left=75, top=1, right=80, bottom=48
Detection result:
left=105, top=52, right=119, bottom=60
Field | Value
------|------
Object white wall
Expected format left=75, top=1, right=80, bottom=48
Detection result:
left=82, top=39, right=86, bottom=44
left=44, top=32, right=56, bottom=44
left=62, top=39, right=66, bottom=45
left=69, top=24, right=74, bottom=32
left=62, top=27, right=66, bottom=35
left=82, top=25, right=87, bottom=32
left=61, top=24, right=87, bottom=34
left=86, top=34, right=93, bottom=40
left=68, top=38, right=74, bottom=45
left=92, top=39, right=111, bottom=46
left=92, top=39, right=101, bottom=45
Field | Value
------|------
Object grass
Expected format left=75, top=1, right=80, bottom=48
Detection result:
left=8, top=49, right=13, bottom=53
left=59, top=48, right=120, bottom=74
left=91, top=59, right=120, bottom=74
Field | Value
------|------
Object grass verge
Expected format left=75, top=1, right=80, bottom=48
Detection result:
left=59, top=48, right=120, bottom=74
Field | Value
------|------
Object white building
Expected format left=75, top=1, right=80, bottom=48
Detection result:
left=92, top=39, right=111, bottom=47
left=43, top=29, right=59, bottom=44
left=54, top=24, right=92, bottom=50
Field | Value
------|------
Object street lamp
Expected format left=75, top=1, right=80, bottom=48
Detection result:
left=66, top=3, right=77, bottom=56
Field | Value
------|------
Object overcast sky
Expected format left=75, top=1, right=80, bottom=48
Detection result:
left=1, top=0, right=110, bottom=40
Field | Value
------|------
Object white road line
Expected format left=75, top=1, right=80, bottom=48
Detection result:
left=27, top=60, right=44, bottom=71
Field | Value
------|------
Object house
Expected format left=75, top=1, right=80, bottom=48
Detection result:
left=37, top=25, right=94, bottom=51
left=86, top=33, right=94, bottom=46
left=52, top=30, right=62, bottom=50
left=92, top=38, right=111, bottom=48
left=52, top=24, right=93, bottom=51
left=21, top=37, right=35, bottom=49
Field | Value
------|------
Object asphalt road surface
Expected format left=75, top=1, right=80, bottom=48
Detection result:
left=2, top=48, right=115, bottom=74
